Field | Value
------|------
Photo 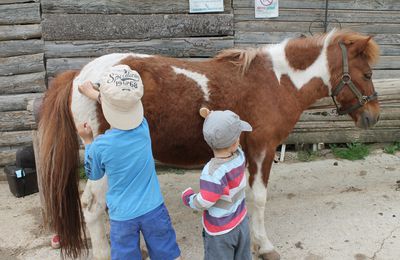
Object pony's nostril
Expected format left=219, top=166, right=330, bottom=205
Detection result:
left=376, top=115, right=380, bottom=122
left=365, top=115, right=370, bottom=126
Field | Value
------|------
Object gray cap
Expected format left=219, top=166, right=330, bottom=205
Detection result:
left=203, top=110, right=252, bottom=150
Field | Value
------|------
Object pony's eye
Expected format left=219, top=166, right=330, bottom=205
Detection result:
left=364, top=72, right=372, bottom=80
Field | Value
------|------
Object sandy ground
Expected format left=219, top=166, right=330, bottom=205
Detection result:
left=0, top=149, right=399, bottom=260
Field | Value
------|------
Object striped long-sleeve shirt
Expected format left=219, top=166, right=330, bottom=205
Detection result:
left=183, top=148, right=247, bottom=235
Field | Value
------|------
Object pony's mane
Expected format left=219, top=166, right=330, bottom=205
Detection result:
left=213, top=33, right=328, bottom=74
left=214, top=30, right=380, bottom=74
left=214, top=47, right=262, bottom=74
left=330, top=29, right=380, bottom=64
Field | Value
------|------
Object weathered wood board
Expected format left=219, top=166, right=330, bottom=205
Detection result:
left=45, top=37, right=234, bottom=58
left=41, top=0, right=233, bottom=14
left=0, top=40, right=43, bottom=57
left=0, top=93, right=43, bottom=112
left=234, top=0, right=400, bottom=10
left=234, top=8, right=400, bottom=24
left=286, top=129, right=400, bottom=144
left=0, top=24, right=41, bottom=41
left=0, top=110, right=36, bottom=131
left=0, top=0, right=39, bottom=4
left=0, top=53, right=44, bottom=76
left=0, top=131, right=33, bottom=147
left=0, top=3, right=40, bottom=25
left=0, top=150, right=16, bottom=167
left=42, top=14, right=234, bottom=41
left=0, top=72, right=46, bottom=94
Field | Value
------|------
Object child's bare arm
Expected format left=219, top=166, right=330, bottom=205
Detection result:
left=76, top=122, right=94, bottom=145
left=78, top=81, right=100, bottom=101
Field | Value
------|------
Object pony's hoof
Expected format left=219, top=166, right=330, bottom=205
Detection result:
left=260, top=250, right=280, bottom=260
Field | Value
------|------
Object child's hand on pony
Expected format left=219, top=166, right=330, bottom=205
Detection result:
left=78, top=81, right=100, bottom=101
left=77, top=122, right=94, bottom=145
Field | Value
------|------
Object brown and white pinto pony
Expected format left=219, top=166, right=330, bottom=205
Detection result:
left=39, top=29, right=380, bottom=260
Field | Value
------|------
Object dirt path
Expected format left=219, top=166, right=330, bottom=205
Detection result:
left=0, top=149, right=399, bottom=260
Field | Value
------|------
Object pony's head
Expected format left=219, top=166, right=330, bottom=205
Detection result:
left=327, top=31, right=380, bottom=129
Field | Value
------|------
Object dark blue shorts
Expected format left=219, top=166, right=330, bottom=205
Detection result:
left=110, top=203, right=181, bottom=260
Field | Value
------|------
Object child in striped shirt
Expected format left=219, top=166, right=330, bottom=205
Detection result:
left=181, top=109, right=252, bottom=260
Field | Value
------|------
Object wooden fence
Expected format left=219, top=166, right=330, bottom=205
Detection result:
left=234, top=0, right=400, bottom=79
left=232, top=0, right=400, bottom=144
left=0, top=0, right=399, bottom=179
left=0, top=0, right=45, bottom=180
left=41, top=0, right=234, bottom=77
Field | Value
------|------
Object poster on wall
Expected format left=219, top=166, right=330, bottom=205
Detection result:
left=189, top=0, right=224, bottom=13
left=255, top=0, right=279, bottom=18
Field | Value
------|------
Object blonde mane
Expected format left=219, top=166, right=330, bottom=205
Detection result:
left=214, top=48, right=262, bottom=74
left=214, top=30, right=380, bottom=75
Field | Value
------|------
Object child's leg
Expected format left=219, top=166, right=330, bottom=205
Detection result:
left=234, top=216, right=251, bottom=260
left=110, top=218, right=141, bottom=259
left=203, top=229, right=235, bottom=260
left=203, top=217, right=251, bottom=260
left=140, top=203, right=181, bottom=260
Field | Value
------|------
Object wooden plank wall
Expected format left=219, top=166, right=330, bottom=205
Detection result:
left=41, top=0, right=234, bottom=76
left=286, top=79, right=400, bottom=144
left=234, top=0, right=400, bottom=79
left=233, top=0, right=400, bottom=145
left=0, top=0, right=235, bottom=179
left=0, top=0, right=44, bottom=180
left=0, top=0, right=399, bottom=180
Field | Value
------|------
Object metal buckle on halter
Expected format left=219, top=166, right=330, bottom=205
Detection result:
left=360, top=96, right=369, bottom=105
left=341, top=73, right=351, bottom=83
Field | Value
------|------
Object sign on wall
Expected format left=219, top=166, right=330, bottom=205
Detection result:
left=255, top=0, right=279, bottom=18
left=189, top=0, right=224, bottom=13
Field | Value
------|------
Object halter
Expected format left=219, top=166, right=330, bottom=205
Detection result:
left=330, top=42, right=378, bottom=115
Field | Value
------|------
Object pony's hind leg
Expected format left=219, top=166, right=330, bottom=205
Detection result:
left=81, top=177, right=110, bottom=260
left=247, top=150, right=280, bottom=260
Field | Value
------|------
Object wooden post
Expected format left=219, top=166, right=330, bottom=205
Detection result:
left=312, top=143, right=318, bottom=152
left=280, top=144, right=286, bottom=162
left=30, top=97, right=48, bottom=228
left=32, top=129, right=48, bottom=228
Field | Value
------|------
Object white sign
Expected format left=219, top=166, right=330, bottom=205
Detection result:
left=255, top=0, right=279, bottom=18
left=189, top=0, right=224, bottom=13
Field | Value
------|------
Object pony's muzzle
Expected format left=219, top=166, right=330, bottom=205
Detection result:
left=357, top=110, right=379, bottom=129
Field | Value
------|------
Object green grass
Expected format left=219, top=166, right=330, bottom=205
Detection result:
left=330, top=143, right=370, bottom=160
left=79, top=165, right=87, bottom=180
left=297, top=150, right=318, bottom=162
left=383, top=142, right=400, bottom=155
left=156, top=165, right=186, bottom=175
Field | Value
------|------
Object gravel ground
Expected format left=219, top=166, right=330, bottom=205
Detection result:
left=0, top=149, right=399, bottom=260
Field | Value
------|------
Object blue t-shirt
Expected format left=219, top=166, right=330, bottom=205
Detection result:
left=84, top=118, right=164, bottom=221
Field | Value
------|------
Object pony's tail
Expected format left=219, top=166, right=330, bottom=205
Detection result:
left=39, top=70, right=87, bottom=258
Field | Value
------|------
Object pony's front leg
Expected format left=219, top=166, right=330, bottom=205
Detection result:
left=247, top=150, right=280, bottom=260
left=81, top=177, right=110, bottom=260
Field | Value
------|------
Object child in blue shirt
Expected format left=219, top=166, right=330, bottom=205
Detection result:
left=77, top=65, right=181, bottom=260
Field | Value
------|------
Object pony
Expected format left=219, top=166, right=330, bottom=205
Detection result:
left=38, top=29, right=380, bottom=260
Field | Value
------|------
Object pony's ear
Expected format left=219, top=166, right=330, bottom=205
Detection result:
left=346, top=36, right=372, bottom=55
left=199, top=107, right=211, bottom=118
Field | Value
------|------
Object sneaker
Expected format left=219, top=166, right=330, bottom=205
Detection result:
left=51, top=234, right=61, bottom=249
